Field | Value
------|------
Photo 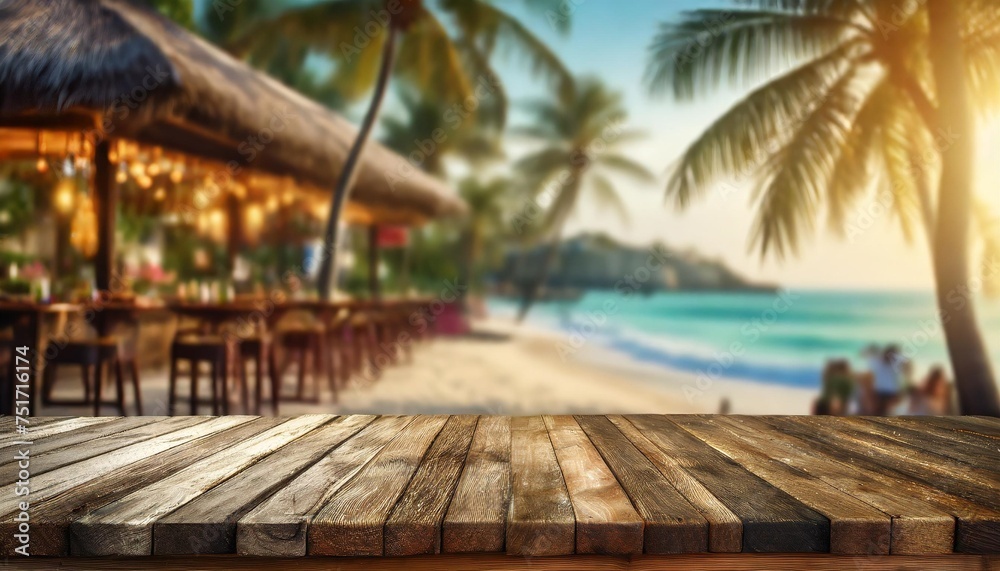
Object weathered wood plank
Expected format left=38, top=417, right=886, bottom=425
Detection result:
left=0, top=416, right=117, bottom=446
left=384, top=415, right=478, bottom=556
left=859, top=417, right=1000, bottom=468
left=544, top=415, right=643, bottom=555
left=153, top=415, right=376, bottom=555
left=607, top=415, right=742, bottom=553
left=0, top=553, right=994, bottom=570
left=877, top=416, right=1000, bottom=448
left=828, top=417, right=1000, bottom=475
left=441, top=416, right=511, bottom=554
left=670, top=415, right=900, bottom=554
left=769, top=416, right=1000, bottom=506
left=0, top=417, right=201, bottom=485
left=507, top=415, right=575, bottom=556
left=70, top=415, right=336, bottom=556
left=576, top=415, right=708, bottom=554
left=0, top=416, right=269, bottom=556
left=0, top=417, right=160, bottom=473
left=624, top=415, right=829, bottom=553
left=309, top=415, right=450, bottom=556
left=751, top=416, right=1000, bottom=553
left=952, top=416, right=1000, bottom=439
left=237, top=415, right=413, bottom=557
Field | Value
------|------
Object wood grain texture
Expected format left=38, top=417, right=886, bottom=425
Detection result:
left=0, top=417, right=160, bottom=471
left=507, top=415, right=575, bottom=556
left=768, top=416, right=1000, bottom=505
left=575, top=415, right=709, bottom=554
left=607, top=415, right=742, bottom=553
left=0, top=417, right=270, bottom=556
left=442, top=415, right=511, bottom=553
left=237, top=415, right=413, bottom=556
left=715, top=415, right=960, bottom=554
left=670, top=415, right=894, bottom=555
left=153, top=415, right=376, bottom=555
left=853, top=417, right=1000, bottom=471
left=0, top=554, right=991, bottom=570
left=544, top=415, right=644, bottom=555
left=0, top=416, right=117, bottom=446
left=70, top=415, right=334, bottom=556
left=309, top=415, right=450, bottom=556
left=875, top=416, right=1000, bottom=449
left=5, top=414, right=1000, bottom=561
left=624, top=415, right=829, bottom=553
left=384, top=415, right=478, bottom=556
left=0, top=416, right=200, bottom=484
left=749, top=416, right=1000, bottom=553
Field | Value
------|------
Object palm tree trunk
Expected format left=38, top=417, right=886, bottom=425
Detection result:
left=317, top=28, right=400, bottom=300
left=515, top=228, right=566, bottom=323
left=928, top=0, right=1000, bottom=416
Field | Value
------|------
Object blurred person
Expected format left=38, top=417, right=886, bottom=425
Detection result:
left=911, top=367, right=956, bottom=415
left=814, top=359, right=854, bottom=415
left=869, top=345, right=905, bottom=415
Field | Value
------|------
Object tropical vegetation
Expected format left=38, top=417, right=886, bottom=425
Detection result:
left=645, top=0, right=1000, bottom=414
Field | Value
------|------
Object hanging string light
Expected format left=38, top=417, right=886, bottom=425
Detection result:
left=70, top=193, right=98, bottom=258
left=35, top=132, right=48, bottom=173
left=53, top=179, right=76, bottom=214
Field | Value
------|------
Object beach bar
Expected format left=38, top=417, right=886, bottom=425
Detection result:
left=0, top=0, right=466, bottom=415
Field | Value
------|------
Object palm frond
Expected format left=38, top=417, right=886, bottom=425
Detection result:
left=665, top=40, right=862, bottom=208
left=598, top=153, right=655, bottom=184
left=646, top=8, right=863, bottom=99
left=826, top=75, right=888, bottom=232
left=589, top=173, right=630, bottom=225
left=749, top=65, right=864, bottom=258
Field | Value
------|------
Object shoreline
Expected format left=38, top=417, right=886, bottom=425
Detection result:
left=470, top=317, right=816, bottom=415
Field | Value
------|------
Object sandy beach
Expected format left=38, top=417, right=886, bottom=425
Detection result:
left=42, top=316, right=815, bottom=417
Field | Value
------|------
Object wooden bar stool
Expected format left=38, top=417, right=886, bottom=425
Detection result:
left=277, top=327, right=328, bottom=403
left=168, top=331, right=230, bottom=416
left=236, top=335, right=275, bottom=415
left=41, top=337, right=136, bottom=416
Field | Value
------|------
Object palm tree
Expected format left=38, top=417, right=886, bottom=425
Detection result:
left=645, top=0, right=1000, bottom=414
left=515, top=78, right=653, bottom=322
left=380, top=87, right=503, bottom=177
left=457, top=176, right=510, bottom=296
left=225, top=0, right=574, bottom=300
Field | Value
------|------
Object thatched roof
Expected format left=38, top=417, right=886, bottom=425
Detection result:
left=0, top=0, right=466, bottom=223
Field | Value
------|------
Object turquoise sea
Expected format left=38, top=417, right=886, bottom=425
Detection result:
left=488, top=290, right=1000, bottom=390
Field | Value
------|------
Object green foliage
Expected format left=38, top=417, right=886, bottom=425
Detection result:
left=515, top=77, right=652, bottom=240
left=215, top=0, right=574, bottom=126
left=645, top=0, right=1000, bottom=259
left=139, top=0, right=195, bottom=29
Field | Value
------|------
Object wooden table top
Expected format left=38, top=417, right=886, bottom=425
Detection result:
left=1, top=415, right=998, bottom=560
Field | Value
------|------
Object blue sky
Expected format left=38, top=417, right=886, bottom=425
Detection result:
left=192, top=0, right=972, bottom=290
left=489, top=0, right=939, bottom=290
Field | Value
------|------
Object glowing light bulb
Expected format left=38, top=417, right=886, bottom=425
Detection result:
left=54, top=180, right=75, bottom=213
left=36, top=157, right=48, bottom=173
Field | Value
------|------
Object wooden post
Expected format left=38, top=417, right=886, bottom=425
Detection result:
left=226, top=193, right=241, bottom=278
left=93, top=140, right=115, bottom=293
left=368, top=224, right=380, bottom=300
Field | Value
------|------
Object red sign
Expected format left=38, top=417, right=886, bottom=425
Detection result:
left=377, top=226, right=409, bottom=248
